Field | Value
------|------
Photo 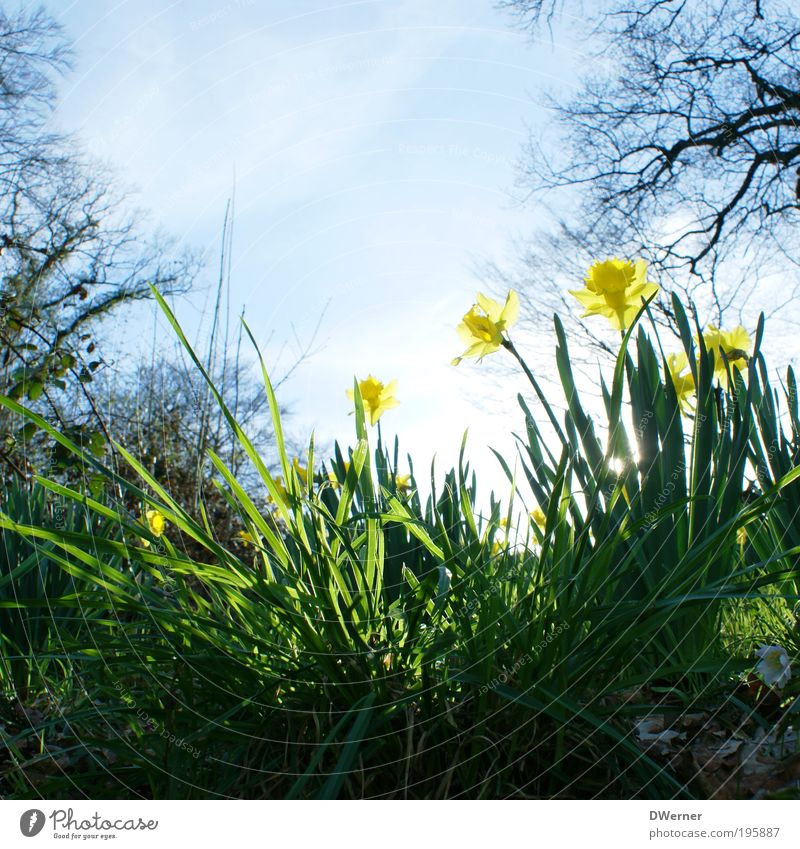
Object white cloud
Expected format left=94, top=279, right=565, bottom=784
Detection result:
left=49, top=0, right=564, bottom=504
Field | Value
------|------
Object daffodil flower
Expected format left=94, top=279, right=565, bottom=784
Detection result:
left=530, top=507, right=546, bottom=530
left=266, top=459, right=308, bottom=504
left=700, top=324, right=752, bottom=385
left=346, top=375, right=399, bottom=426
left=292, top=457, right=308, bottom=486
left=145, top=509, right=165, bottom=537
left=268, top=475, right=288, bottom=504
left=755, top=644, right=791, bottom=689
left=239, top=530, right=256, bottom=546
left=394, top=473, right=412, bottom=493
left=326, top=461, right=351, bottom=489
left=491, top=540, right=508, bottom=557
left=569, top=258, right=659, bottom=331
left=666, top=352, right=696, bottom=411
left=452, top=290, right=519, bottom=365
left=136, top=509, right=166, bottom=548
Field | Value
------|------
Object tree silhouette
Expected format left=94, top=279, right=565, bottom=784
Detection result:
left=0, top=8, right=196, bottom=476
left=498, top=0, right=800, bottom=349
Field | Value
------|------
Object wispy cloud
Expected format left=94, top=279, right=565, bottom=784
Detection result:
left=49, top=0, right=561, bottom=495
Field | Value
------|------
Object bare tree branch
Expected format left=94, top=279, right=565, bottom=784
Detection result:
left=500, top=0, right=800, bottom=346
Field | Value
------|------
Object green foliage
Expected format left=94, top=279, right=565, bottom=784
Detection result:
left=0, top=481, right=115, bottom=701
left=0, top=291, right=798, bottom=799
left=509, top=296, right=799, bottom=684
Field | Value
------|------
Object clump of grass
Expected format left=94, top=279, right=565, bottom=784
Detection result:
left=1, top=277, right=798, bottom=799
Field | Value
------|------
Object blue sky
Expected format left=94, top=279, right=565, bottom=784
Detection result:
left=46, top=0, right=586, bottom=500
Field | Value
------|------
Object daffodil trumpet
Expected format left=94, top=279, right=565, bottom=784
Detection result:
left=569, top=257, right=659, bottom=331
left=346, top=375, right=399, bottom=426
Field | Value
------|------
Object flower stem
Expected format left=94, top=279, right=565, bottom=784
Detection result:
left=502, top=338, right=569, bottom=447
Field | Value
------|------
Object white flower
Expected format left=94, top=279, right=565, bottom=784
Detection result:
left=755, top=644, right=792, bottom=689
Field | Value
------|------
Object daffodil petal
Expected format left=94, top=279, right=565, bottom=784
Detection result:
left=499, top=289, right=520, bottom=328
left=476, top=292, right=503, bottom=323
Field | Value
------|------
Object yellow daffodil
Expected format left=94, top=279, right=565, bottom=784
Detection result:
left=491, top=540, right=508, bottom=557
left=569, top=258, right=659, bottom=331
left=395, top=473, right=412, bottom=493
left=530, top=507, right=546, bottom=530
left=666, top=352, right=696, bottom=411
left=239, top=530, right=256, bottom=546
left=136, top=508, right=166, bottom=548
left=145, top=509, right=165, bottom=537
left=267, top=459, right=308, bottom=503
left=268, top=475, right=288, bottom=504
left=701, top=324, right=751, bottom=385
left=292, top=457, right=308, bottom=486
left=346, top=375, right=399, bottom=426
left=452, top=290, right=519, bottom=365
left=327, top=461, right=351, bottom=489
left=755, top=644, right=791, bottom=689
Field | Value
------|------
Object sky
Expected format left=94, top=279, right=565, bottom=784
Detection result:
left=43, top=0, right=587, bottom=504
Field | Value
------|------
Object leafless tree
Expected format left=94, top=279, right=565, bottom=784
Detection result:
left=497, top=0, right=800, bottom=355
left=89, top=350, right=267, bottom=555
left=0, top=7, right=197, bottom=476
